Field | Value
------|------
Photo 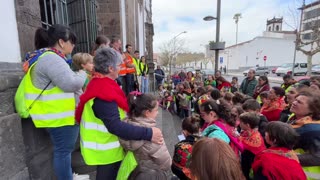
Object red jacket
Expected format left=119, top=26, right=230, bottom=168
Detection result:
left=218, top=82, right=231, bottom=91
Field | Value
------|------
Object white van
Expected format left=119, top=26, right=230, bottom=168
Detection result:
left=276, top=63, right=307, bottom=76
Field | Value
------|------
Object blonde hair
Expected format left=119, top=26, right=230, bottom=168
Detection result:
left=72, top=53, right=93, bottom=71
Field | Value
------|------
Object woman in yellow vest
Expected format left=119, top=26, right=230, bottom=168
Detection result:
left=139, top=56, right=149, bottom=93
left=289, top=89, right=320, bottom=179
left=26, top=25, right=87, bottom=179
left=75, top=47, right=164, bottom=180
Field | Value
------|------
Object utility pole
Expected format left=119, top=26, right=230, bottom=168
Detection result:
left=215, top=0, right=221, bottom=73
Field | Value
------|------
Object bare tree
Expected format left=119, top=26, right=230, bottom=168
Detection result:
left=176, top=52, right=205, bottom=65
left=159, top=38, right=186, bottom=74
left=297, top=26, right=320, bottom=75
left=283, top=0, right=320, bottom=75
left=295, top=1, right=320, bottom=76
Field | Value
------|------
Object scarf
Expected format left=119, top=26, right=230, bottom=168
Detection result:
left=288, top=115, right=320, bottom=129
left=239, top=129, right=266, bottom=155
left=75, top=73, right=129, bottom=123
left=214, top=120, right=244, bottom=154
left=252, top=147, right=307, bottom=180
left=23, top=47, right=66, bottom=73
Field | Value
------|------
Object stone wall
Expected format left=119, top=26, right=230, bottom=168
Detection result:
left=0, top=63, right=30, bottom=179
left=125, top=0, right=136, bottom=50
left=15, top=0, right=42, bottom=58
left=96, top=0, right=121, bottom=39
left=0, top=62, right=56, bottom=180
left=0, top=1, right=56, bottom=179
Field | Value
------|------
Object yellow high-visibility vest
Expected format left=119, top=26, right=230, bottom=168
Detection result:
left=80, top=99, right=126, bottom=165
left=295, top=149, right=320, bottom=180
left=24, top=52, right=76, bottom=128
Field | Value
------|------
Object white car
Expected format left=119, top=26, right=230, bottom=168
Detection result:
left=243, top=67, right=269, bottom=76
left=276, top=63, right=307, bottom=76
left=312, top=64, right=320, bottom=74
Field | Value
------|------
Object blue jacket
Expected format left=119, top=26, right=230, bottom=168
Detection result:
left=202, top=124, right=230, bottom=143
left=155, top=69, right=165, bottom=81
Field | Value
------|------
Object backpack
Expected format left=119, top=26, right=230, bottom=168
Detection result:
left=15, top=49, right=58, bottom=118
left=15, top=76, right=51, bottom=118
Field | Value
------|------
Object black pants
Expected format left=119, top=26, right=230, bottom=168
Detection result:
left=96, top=161, right=122, bottom=180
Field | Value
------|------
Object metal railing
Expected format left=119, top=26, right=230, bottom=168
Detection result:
left=39, top=0, right=98, bottom=53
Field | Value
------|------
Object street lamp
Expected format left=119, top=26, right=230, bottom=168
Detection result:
left=203, top=0, right=223, bottom=73
left=224, top=50, right=232, bottom=75
left=233, top=13, right=242, bottom=45
left=169, top=31, right=187, bottom=76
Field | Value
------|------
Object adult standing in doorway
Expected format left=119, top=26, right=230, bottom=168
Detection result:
left=155, top=65, right=165, bottom=88
left=240, top=69, right=258, bottom=97
left=124, top=44, right=136, bottom=95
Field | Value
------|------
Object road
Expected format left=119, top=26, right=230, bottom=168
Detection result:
left=225, top=72, right=284, bottom=87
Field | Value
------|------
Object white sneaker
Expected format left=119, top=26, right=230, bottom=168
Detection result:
left=73, top=173, right=90, bottom=180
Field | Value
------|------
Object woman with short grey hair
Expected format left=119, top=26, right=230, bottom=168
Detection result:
left=75, top=47, right=164, bottom=180
left=94, top=47, right=122, bottom=74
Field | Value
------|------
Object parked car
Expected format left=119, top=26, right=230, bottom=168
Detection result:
left=243, top=67, right=269, bottom=76
left=276, top=63, right=307, bottom=76
left=312, top=64, right=320, bottom=74
left=271, top=67, right=278, bottom=74
left=184, top=67, right=196, bottom=74
left=201, top=69, right=215, bottom=80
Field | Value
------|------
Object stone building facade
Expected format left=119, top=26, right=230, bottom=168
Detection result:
left=0, top=0, right=153, bottom=179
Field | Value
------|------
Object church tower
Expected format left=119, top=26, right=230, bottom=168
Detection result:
left=266, top=17, right=283, bottom=32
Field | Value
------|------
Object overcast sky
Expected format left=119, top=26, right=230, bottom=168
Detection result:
left=152, top=0, right=314, bottom=53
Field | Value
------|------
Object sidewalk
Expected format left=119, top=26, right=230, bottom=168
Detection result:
left=226, top=72, right=282, bottom=84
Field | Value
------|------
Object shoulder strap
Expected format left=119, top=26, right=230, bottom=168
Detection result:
left=27, top=81, right=52, bottom=111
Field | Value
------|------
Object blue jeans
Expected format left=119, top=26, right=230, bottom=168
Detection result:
left=125, top=73, right=134, bottom=95
left=47, top=125, right=79, bottom=180
left=141, top=76, right=149, bottom=93
left=117, top=76, right=126, bottom=93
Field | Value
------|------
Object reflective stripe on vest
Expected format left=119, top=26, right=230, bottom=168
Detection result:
left=25, top=93, right=74, bottom=101
left=80, top=99, right=126, bottom=165
left=24, top=52, right=76, bottom=128
left=81, top=140, right=121, bottom=151
left=125, top=53, right=136, bottom=74
left=118, top=62, right=127, bottom=76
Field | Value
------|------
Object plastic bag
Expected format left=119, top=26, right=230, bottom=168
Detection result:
left=116, top=151, right=137, bottom=180
left=14, top=77, right=30, bottom=118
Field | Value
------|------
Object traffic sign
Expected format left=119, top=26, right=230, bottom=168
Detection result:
left=220, top=57, right=223, bottom=63
left=263, top=56, right=267, bottom=61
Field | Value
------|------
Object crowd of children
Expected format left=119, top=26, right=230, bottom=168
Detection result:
left=154, top=70, right=320, bottom=180
left=23, top=24, right=319, bottom=179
